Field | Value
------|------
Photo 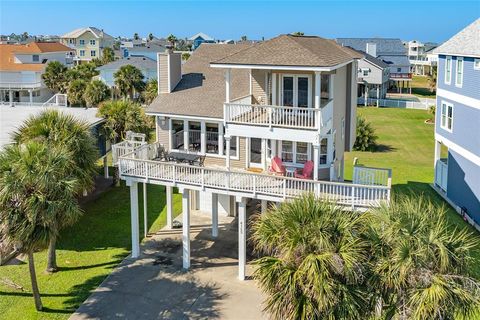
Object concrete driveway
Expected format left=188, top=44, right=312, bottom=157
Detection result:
left=70, top=211, right=265, bottom=320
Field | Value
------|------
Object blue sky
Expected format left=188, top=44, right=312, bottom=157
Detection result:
left=1, top=1, right=478, bottom=43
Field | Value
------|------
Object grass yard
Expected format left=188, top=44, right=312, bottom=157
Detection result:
left=0, top=179, right=182, bottom=320
left=345, top=107, right=480, bottom=280
left=410, top=75, right=436, bottom=98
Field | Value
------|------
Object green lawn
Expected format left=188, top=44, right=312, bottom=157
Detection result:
left=345, top=107, right=480, bottom=280
left=410, top=75, right=436, bottom=98
left=0, top=180, right=182, bottom=320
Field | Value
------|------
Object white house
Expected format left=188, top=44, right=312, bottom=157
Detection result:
left=96, top=56, right=157, bottom=87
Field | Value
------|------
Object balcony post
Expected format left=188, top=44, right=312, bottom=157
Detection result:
left=28, top=90, right=33, bottom=105
left=237, top=197, right=247, bottom=281
left=225, top=136, right=231, bottom=169
left=315, top=72, right=321, bottom=129
left=200, top=121, right=206, bottom=154
left=225, top=69, right=231, bottom=103
left=166, top=186, right=173, bottom=229
left=211, top=193, right=218, bottom=238
left=272, top=73, right=277, bottom=105
left=182, top=188, right=191, bottom=269
left=128, top=180, right=140, bottom=258
left=313, top=145, right=319, bottom=181
left=183, top=120, right=189, bottom=151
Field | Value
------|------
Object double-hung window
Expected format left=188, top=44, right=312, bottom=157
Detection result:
left=32, top=55, right=39, bottom=62
left=474, top=59, right=480, bottom=70
left=91, top=50, right=96, bottom=57
left=90, top=39, right=96, bottom=46
left=79, top=50, right=85, bottom=57
left=281, top=75, right=311, bottom=108
left=79, top=39, right=85, bottom=46
left=440, top=101, right=453, bottom=132
left=444, top=56, right=452, bottom=84
left=280, top=141, right=311, bottom=165
left=455, top=57, right=463, bottom=87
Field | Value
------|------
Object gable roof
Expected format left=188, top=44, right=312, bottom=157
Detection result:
left=336, top=38, right=406, bottom=56
left=147, top=43, right=253, bottom=118
left=433, top=19, right=480, bottom=58
left=96, top=56, right=157, bottom=71
left=363, top=52, right=389, bottom=69
left=188, top=32, right=214, bottom=41
left=211, top=34, right=362, bottom=69
left=0, top=42, right=74, bottom=72
left=61, top=27, right=114, bottom=40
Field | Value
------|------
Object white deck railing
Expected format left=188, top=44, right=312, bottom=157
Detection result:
left=42, top=94, right=68, bottom=107
left=118, top=146, right=391, bottom=209
left=224, top=103, right=321, bottom=130
left=353, top=166, right=392, bottom=187
left=112, top=140, right=147, bottom=165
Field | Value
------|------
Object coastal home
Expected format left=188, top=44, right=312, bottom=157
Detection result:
left=113, top=35, right=393, bottom=280
left=96, top=56, right=157, bottom=92
left=407, top=40, right=437, bottom=75
left=188, top=32, right=215, bottom=50
left=0, top=42, right=74, bottom=104
left=60, top=27, right=115, bottom=63
left=356, top=51, right=390, bottom=102
left=433, top=19, right=480, bottom=229
left=337, top=38, right=411, bottom=93
left=122, top=43, right=166, bottom=61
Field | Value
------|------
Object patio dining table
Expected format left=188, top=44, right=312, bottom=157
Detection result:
left=167, top=151, right=201, bottom=165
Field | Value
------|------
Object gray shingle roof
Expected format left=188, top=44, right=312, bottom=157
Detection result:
left=380, top=55, right=410, bottom=67
left=126, top=43, right=166, bottom=53
left=96, top=56, right=157, bottom=71
left=336, top=38, right=407, bottom=55
left=211, top=34, right=363, bottom=68
left=147, top=44, right=253, bottom=118
left=433, top=19, right=480, bottom=57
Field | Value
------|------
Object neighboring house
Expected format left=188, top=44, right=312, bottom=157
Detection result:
left=96, top=56, right=157, bottom=87
left=407, top=40, right=438, bottom=75
left=0, top=42, right=74, bottom=104
left=122, top=43, right=166, bottom=61
left=114, top=35, right=394, bottom=280
left=356, top=51, right=390, bottom=101
left=188, top=32, right=215, bottom=50
left=337, top=38, right=412, bottom=93
left=433, top=19, right=480, bottom=228
left=60, top=27, right=115, bottom=63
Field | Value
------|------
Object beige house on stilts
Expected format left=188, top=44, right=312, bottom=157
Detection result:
left=113, top=34, right=392, bottom=280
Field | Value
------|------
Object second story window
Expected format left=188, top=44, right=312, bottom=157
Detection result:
left=455, top=57, right=463, bottom=87
left=90, top=39, right=96, bottom=46
left=440, top=101, right=453, bottom=132
left=79, top=39, right=85, bottom=45
left=91, top=50, right=96, bottom=57
left=32, top=55, right=39, bottom=62
left=281, top=75, right=311, bottom=108
left=445, top=56, right=452, bottom=84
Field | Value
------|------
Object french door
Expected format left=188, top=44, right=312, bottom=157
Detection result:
left=249, top=138, right=263, bottom=168
left=281, top=74, right=312, bottom=108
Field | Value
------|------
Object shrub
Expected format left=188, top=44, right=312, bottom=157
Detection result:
left=354, top=116, right=377, bottom=151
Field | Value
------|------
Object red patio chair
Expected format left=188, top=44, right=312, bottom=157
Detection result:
left=294, top=160, right=314, bottom=179
left=268, top=156, right=286, bottom=176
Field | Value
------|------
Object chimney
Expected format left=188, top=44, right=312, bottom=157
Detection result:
left=366, top=42, right=377, bottom=57
left=157, top=50, right=182, bottom=94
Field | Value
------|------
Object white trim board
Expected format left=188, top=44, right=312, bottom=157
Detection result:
left=437, top=88, right=480, bottom=110
left=435, top=133, right=480, bottom=165
left=210, top=60, right=353, bottom=72
left=147, top=112, right=223, bottom=121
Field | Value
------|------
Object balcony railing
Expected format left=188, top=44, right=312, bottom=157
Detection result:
left=390, top=73, right=412, bottom=79
left=117, top=142, right=392, bottom=209
left=0, top=81, right=42, bottom=89
left=224, top=103, right=329, bottom=130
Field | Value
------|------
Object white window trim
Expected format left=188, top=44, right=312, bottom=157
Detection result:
left=440, top=100, right=453, bottom=133
left=444, top=56, right=452, bottom=85
left=280, top=74, right=313, bottom=108
left=90, top=39, right=96, bottom=46
left=279, top=140, right=313, bottom=168
left=455, top=57, right=463, bottom=88
left=474, top=58, right=480, bottom=70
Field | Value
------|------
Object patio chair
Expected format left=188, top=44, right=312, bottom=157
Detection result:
left=268, top=156, right=286, bottom=176
left=294, top=160, right=314, bottom=179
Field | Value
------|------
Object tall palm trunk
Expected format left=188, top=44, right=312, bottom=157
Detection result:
left=46, top=237, right=57, bottom=273
left=28, top=252, right=43, bottom=311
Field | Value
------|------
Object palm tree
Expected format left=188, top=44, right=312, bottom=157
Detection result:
left=251, top=195, right=372, bottom=320
left=84, top=79, right=111, bottom=107
left=113, top=65, right=145, bottom=99
left=148, top=33, right=154, bottom=41
left=142, top=79, right=158, bottom=104
left=102, top=47, right=115, bottom=64
left=0, top=142, right=81, bottom=310
left=133, top=33, right=139, bottom=40
left=42, top=61, right=68, bottom=93
left=67, top=79, right=87, bottom=107
left=167, top=34, right=177, bottom=48
left=13, top=110, right=98, bottom=273
left=291, top=32, right=305, bottom=36
left=369, top=196, right=480, bottom=319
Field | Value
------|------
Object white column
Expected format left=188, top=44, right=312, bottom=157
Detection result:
left=211, top=193, right=218, bottom=238
left=28, top=90, right=33, bottom=104
left=218, top=124, right=224, bottom=156
left=364, top=85, right=368, bottom=107
left=143, top=182, right=148, bottom=238
left=272, top=73, right=277, bottom=105
left=434, top=140, right=441, bottom=166
left=183, top=120, right=189, bottom=151
left=8, top=90, right=13, bottom=105
left=261, top=200, right=268, bottom=214
left=225, top=136, right=231, bottom=169
left=314, top=71, right=321, bottom=108
left=271, top=139, right=277, bottom=157
left=225, top=69, right=231, bottom=103
left=182, top=189, right=191, bottom=269
left=166, top=186, right=173, bottom=229
left=103, top=156, right=109, bottom=178
left=261, top=139, right=267, bottom=171
left=376, top=85, right=380, bottom=107
left=313, top=145, right=319, bottom=180
left=129, top=181, right=140, bottom=258
left=200, top=121, right=206, bottom=154
left=238, top=197, right=247, bottom=281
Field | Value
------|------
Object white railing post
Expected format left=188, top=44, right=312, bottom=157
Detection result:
left=351, top=185, right=355, bottom=210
